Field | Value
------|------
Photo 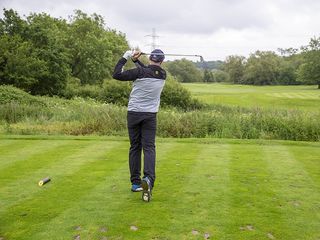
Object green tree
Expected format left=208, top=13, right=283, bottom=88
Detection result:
left=165, top=59, right=203, bottom=82
left=0, top=35, right=47, bottom=91
left=25, top=13, right=70, bottom=95
left=0, top=8, right=26, bottom=36
left=212, top=70, right=229, bottom=82
left=277, top=59, right=297, bottom=85
left=223, top=55, right=245, bottom=84
left=67, top=10, right=128, bottom=85
left=297, top=37, right=320, bottom=89
left=242, top=51, right=281, bottom=85
left=203, top=69, right=214, bottom=82
left=0, top=9, right=70, bottom=95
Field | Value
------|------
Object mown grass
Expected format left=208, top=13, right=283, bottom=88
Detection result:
left=0, top=136, right=319, bottom=239
left=183, top=83, right=320, bottom=111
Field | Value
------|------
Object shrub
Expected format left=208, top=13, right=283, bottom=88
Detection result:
left=161, top=77, right=203, bottom=110
left=98, top=80, right=131, bottom=106
left=0, top=85, right=46, bottom=106
left=62, top=77, right=203, bottom=110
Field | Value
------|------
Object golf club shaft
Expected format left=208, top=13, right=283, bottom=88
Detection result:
left=141, top=52, right=204, bottom=61
left=142, top=52, right=201, bottom=58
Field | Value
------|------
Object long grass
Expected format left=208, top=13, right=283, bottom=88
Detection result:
left=0, top=99, right=319, bottom=141
left=0, top=85, right=319, bottom=141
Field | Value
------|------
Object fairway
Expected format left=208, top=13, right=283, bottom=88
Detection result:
left=0, top=136, right=319, bottom=239
left=183, top=84, right=320, bottom=111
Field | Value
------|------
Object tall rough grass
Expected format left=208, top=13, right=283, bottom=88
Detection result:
left=0, top=99, right=319, bottom=141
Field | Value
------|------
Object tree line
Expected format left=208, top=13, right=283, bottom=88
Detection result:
left=0, top=9, right=128, bottom=95
left=166, top=37, right=320, bottom=88
left=0, top=8, right=319, bottom=96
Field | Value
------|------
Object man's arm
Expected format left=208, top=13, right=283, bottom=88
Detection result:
left=132, top=51, right=146, bottom=68
left=133, top=59, right=146, bottom=68
left=112, top=57, right=142, bottom=81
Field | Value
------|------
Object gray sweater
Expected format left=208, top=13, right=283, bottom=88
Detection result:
left=112, top=58, right=167, bottom=113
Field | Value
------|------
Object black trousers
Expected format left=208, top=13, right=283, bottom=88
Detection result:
left=127, top=111, right=157, bottom=188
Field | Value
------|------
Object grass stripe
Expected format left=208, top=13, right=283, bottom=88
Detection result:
left=167, top=143, right=231, bottom=239
left=29, top=142, right=136, bottom=240
left=26, top=141, right=175, bottom=240
left=33, top=143, right=178, bottom=239
left=0, top=140, right=76, bottom=183
left=226, top=144, right=283, bottom=240
left=289, top=145, right=320, bottom=187
left=101, top=141, right=186, bottom=239
left=0, top=140, right=96, bottom=210
left=0, top=139, right=20, bottom=148
left=86, top=141, right=202, bottom=239
left=0, top=140, right=124, bottom=239
left=0, top=140, right=120, bottom=213
left=11, top=143, right=127, bottom=240
left=154, top=142, right=204, bottom=238
left=263, top=145, right=320, bottom=239
left=0, top=140, right=46, bottom=168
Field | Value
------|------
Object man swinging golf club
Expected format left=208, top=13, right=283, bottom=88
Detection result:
left=113, top=49, right=166, bottom=202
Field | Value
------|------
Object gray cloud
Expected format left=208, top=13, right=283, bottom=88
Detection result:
left=106, top=0, right=272, bottom=34
left=1, top=0, right=319, bottom=60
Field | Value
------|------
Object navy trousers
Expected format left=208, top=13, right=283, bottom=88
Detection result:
left=127, top=111, right=157, bottom=187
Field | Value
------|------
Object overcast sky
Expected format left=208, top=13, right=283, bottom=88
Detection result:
left=1, top=0, right=319, bottom=60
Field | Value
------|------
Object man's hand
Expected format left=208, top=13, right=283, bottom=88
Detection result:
left=123, top=50, right=133, bottom=60
left=132, top=51, right=142, bottom=61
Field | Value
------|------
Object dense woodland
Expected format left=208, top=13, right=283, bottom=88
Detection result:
left=0, top=9, right=128, bottom=96
left=0, top=8, right=319, bottom=99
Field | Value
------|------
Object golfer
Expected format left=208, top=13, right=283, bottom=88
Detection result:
left=113, top=49, right=166, bottom=202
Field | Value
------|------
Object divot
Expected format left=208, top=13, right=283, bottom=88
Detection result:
left=101, top=237, right=108, bottom=240
left=74, top=226, right=81, bottom=231
left=130, top=225, right=138, bottom=231
left=100, top=227, right=107, bottom=232
left=192, top=229, right=199, bottom=235
left=240, top=225, right=254, bottom=231
left=267, top=232, right=275, bottom=239
left=291, top=201, right=300, bottom=207
left=74, top=234, right=81, bottom=240
left=204, top=232, right=210, bottom=239
left=246, top=225, right=254, bottom=231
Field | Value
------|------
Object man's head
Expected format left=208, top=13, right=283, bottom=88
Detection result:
left=149, top=49, right=165, bottom=65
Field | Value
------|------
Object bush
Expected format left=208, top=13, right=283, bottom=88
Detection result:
left=98, top=80, right=131, bottom=106
left=161, top=77, right=203, bottom=110
left=0, top=85, right=46, bottom=106
left=62, top=77, right=203, bottom=110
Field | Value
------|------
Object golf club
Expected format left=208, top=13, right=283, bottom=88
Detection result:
left=141, top=52, right=204, bottom=62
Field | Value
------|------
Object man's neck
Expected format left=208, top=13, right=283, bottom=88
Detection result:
left=149, top=60, right=162, bottom=67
